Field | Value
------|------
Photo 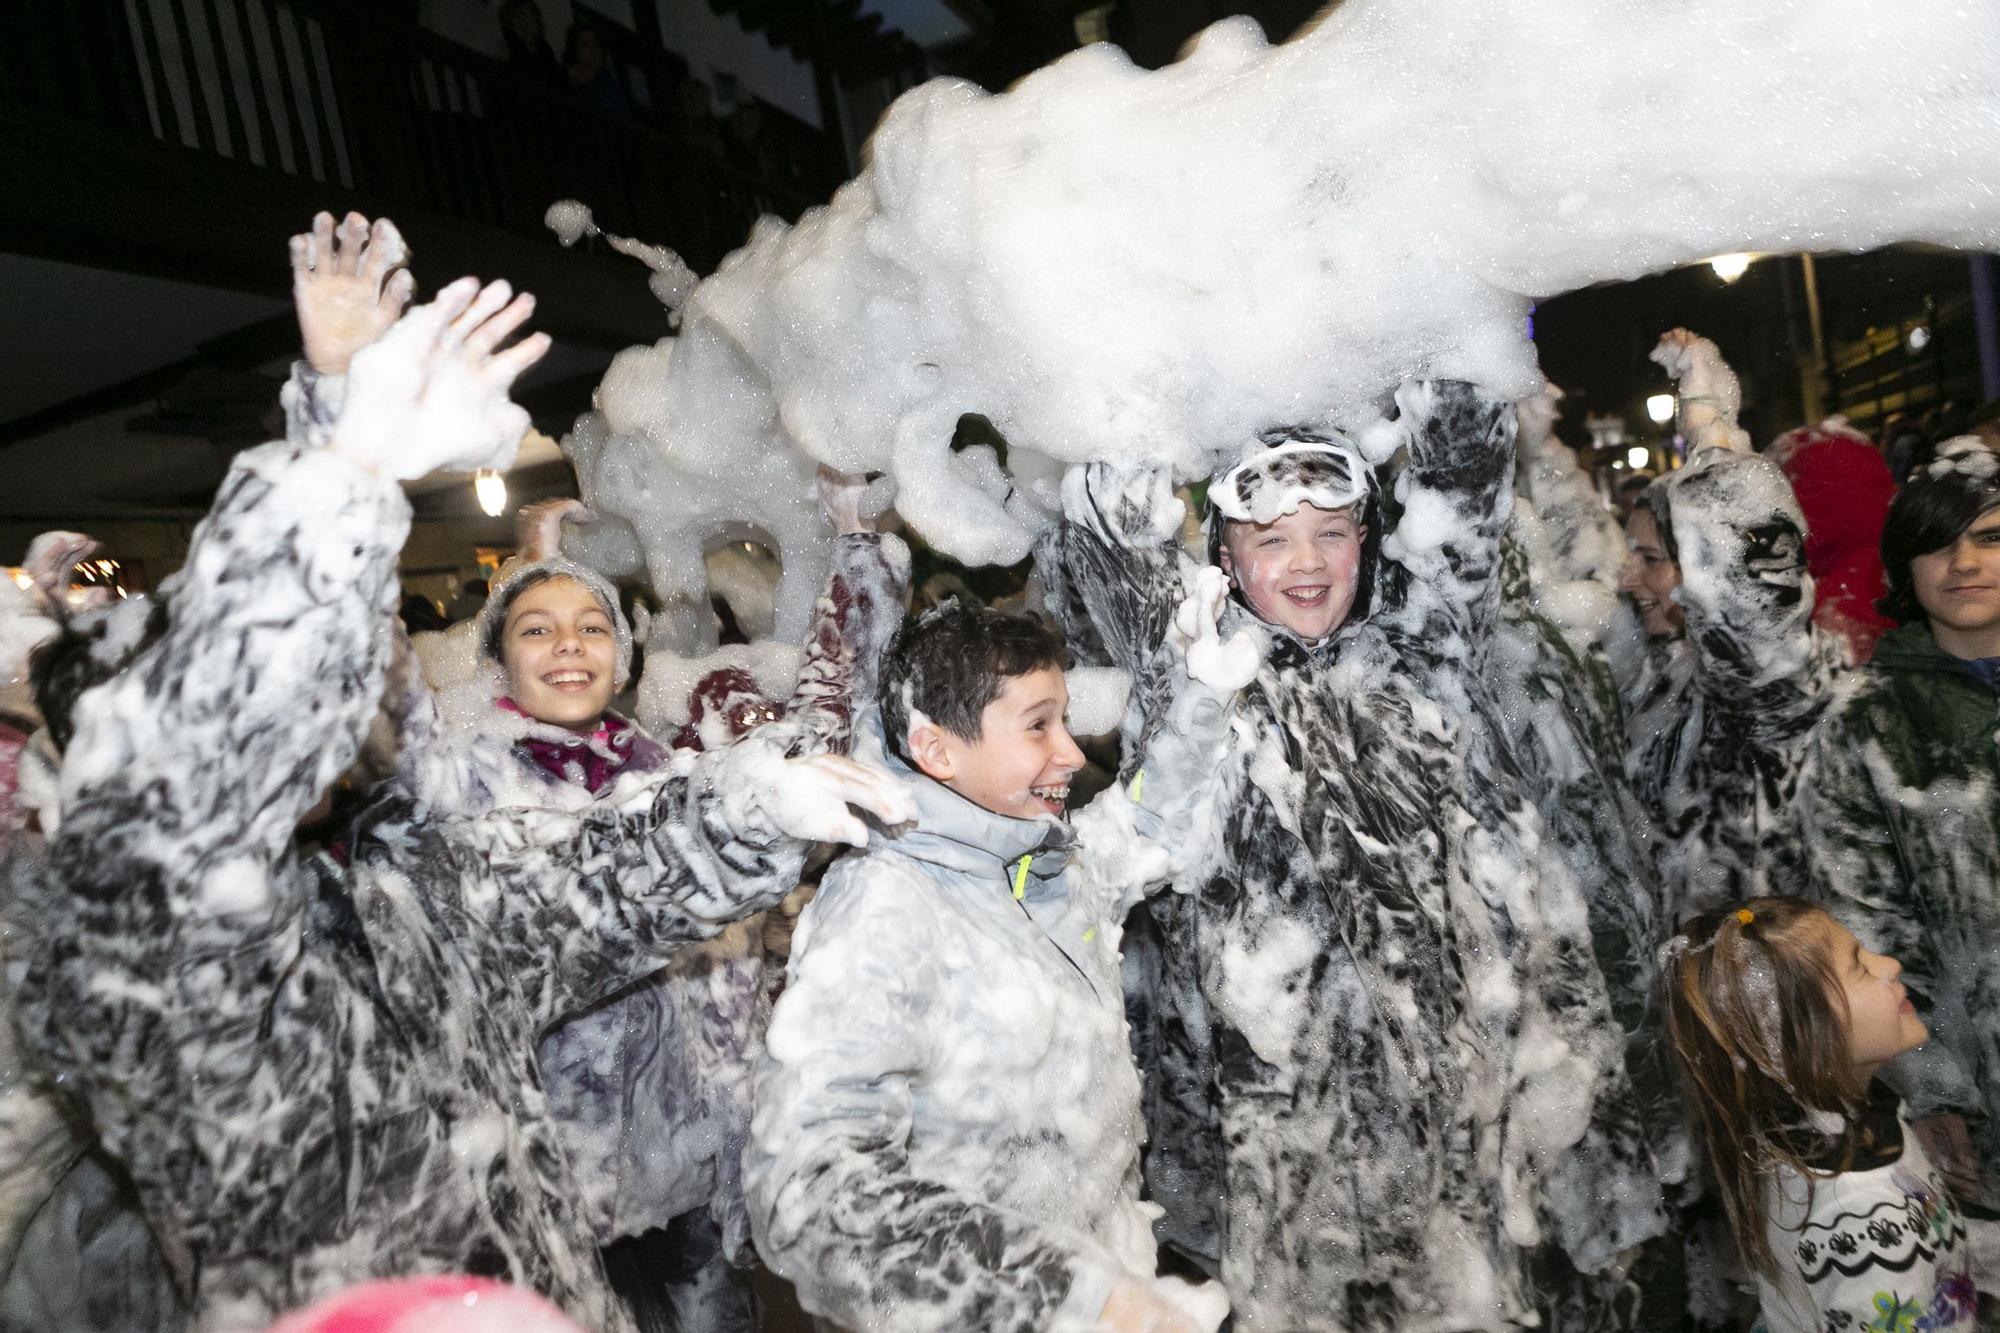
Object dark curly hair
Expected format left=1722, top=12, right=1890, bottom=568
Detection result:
left=879, top=600, right=1068, bottom=763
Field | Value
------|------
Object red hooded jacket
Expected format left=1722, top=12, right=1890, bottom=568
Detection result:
left=1771, top=419, right=1897, bottom=662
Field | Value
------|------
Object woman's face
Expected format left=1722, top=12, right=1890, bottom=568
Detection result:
left=1218, top=503, right=1366, bottom=642
left=1619, top=507, right=1685, bottom=638
left=500, top=576, right=618, bottom=730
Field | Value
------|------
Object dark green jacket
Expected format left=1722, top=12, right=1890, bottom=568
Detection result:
left=1802, top=621, right=2000, bottom=1182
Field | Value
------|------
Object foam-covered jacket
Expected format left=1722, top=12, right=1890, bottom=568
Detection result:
left=1040, top=382, right=1662, bottom=1332
left=1490, top=529, right=1681, bottom=1161
left=1800, top=622, right=2000, bottom=1187
left=8, top=442, right=820, bottom=1332
left=1617, top=446, right=1842, bottom=927
left=383, top=532, right=907, bottom=1253
left=745, top=704, right=1234, bottom=1333
left=288, top=354, right=915, bottom=1252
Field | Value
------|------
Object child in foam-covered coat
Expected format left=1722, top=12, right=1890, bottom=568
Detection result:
left=1801, top=434, right=2000, bottom=1218
left=6, top=276, right=912, bottom=1332
left=1038, top=381, right=1663, bottom=1331
left=1615, top=331, right=1847, bottom=930
left=277, top=212, right=913, bottom=1333
left=1661, top=896, right=1983, bottom=1333
left=745, top=599, right=1245, bottom=1333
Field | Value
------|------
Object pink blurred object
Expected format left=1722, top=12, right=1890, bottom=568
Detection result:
left=265, top=1277, right=582, bottom=1333
left=1770, top=417, right=1898, bottom=662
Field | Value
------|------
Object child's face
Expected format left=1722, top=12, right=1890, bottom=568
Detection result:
left=501, top=577, right=619, bottom=730
left=920, top=666, right=1086, bottom=821
left=1911, top=506, right=2000, bottom=642
left=1218, top=503, right=1366, bottom=642
left=1820, top=915, right=1928, bottom=1078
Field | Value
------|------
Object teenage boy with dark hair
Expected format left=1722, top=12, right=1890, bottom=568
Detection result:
left=1802, top=434, right=2000, bottom=1215
left=745, top=596, right=1244, bottom=1333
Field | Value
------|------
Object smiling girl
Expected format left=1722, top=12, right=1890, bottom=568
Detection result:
left=283, top=211, right=911, bottom=1333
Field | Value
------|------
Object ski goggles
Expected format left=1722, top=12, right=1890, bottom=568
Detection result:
left=1209, top=435, right=1372, bottom=526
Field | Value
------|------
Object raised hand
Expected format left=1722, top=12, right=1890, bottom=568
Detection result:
left=516, top=498, right=591, bottom=561
left=1096, top=1279, right=1204, bottom=1333
left=22, top=531, right=101, bottom=607
left=816, top=464, right=877, bottom=535
left=1063, top=461, right=1186, bottom=546
left=290, top=212, right=416, bottom=375
left=330, top=276, right=551, bottom=480
left=748, top=752, right=915, bottom=848
left=1650, top=329, right=1748, bottom=452
left=1170, top=565, right=1259, bottom=693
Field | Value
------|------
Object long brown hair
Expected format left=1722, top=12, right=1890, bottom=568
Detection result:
left=1660, top=896, right=1868, bottom=1276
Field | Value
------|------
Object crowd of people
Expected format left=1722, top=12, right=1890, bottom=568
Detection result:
left=0, top=210, right=1994, bottom=1333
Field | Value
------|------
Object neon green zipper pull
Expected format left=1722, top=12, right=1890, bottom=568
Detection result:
left=1011, top=853, right=1033, bottom=901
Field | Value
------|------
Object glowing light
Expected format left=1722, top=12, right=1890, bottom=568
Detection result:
left=1708, top=252, right=1753, bottom=282
left=1627, top=445, right=1651, bottom=468
left=474, top=469, right=508, bottom=517
left=1646, top=393, right=1676, bottom=424
left=1908, top=324, right=1932, bottom=352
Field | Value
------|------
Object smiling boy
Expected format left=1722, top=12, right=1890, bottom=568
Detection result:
left=744, top=601, right=1234, bottom=1333
left=1802, top=434, right=2000, bottom=1213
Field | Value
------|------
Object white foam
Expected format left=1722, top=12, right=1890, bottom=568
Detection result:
left=571, top=1, right=1997, bottom=600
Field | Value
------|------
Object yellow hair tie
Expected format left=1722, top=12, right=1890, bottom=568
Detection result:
left=1735, top=908, right=1755, bottom=925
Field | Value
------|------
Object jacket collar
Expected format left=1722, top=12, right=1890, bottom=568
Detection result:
left=861, top=717, right=1074, bottom=895
left=1871, top=622, right=2000, bottom=694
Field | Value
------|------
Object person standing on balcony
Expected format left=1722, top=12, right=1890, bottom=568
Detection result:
left=565, top=22, right=629, bottom=116
left=499, top=0, right=562, bottom=86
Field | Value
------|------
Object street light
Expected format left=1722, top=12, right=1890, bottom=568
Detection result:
left=475, top=469, right=508, bottom=517
left=1626, top=445, right=1651, bottom=469
left=1646, top=393, right=1676, bottom=425
left=1709, top=253, right=1754, bottom=283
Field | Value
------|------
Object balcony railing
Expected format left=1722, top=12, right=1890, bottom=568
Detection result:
left=0, top=0, right=817, bottom=273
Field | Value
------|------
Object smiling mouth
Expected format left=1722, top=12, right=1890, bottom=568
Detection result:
left=1030, top=783, right=1069, bottom=815
left=1282, top=586, right=1330, bottom=608
left=542, top=669, right=596, bottom=692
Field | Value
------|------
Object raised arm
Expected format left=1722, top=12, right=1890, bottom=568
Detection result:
left=427, top=731, right=914, bottom=1027
left=1651, top=333, right=1827, bottom=727
left=779, top=467, right=913, bottom=755
left=746, top=871, right=1199, bottom=1333
left=1072, top=567, right=1253, bottom=920
left=30, top=277, right=547, bottom=1155
left=1371, top=379, right=1519, bottom=666
left=1038, top=462, right=1192, bottom=674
